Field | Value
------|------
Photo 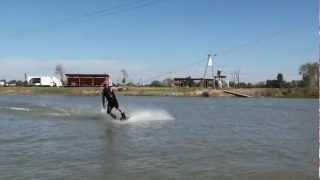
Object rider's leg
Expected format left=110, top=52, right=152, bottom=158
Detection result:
left=107, top=105, right=117, bottom=119
left=116, top=107, right=126, bottom=120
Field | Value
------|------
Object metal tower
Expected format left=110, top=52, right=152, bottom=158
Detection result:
left=202, top=54, right=216, bottom=88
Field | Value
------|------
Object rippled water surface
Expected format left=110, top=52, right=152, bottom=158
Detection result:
left=0, top=96, right=317, bottom=179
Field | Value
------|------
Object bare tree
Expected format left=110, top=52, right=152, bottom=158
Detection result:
left=54, top=64, right=65, bottom=84
left=235, top=69, right=240, bottom=88
left=120, top=69, right=128, bottom=84
left=24, top=72, right=28, bottom=85
left=231, top=71, right=235, bottom=88
left=231, top=69, right=240, bottom=88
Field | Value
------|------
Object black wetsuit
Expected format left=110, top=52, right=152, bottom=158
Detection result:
left=102, top=88, right=119, bottom=113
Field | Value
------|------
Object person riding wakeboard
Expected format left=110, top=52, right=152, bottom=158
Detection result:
left=102, top=75, right=127, bottom=120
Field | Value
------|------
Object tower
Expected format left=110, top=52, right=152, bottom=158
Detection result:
left=202, top=54, right=215, bottom=88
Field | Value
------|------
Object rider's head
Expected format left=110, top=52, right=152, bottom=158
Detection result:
left=103, top=74, right=110, bottom=88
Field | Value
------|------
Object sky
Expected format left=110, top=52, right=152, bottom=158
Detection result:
left=0, top=0, right=318, bottom=83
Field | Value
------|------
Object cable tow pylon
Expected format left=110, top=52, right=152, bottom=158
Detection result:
left=202, top=54, right=216, bottom=88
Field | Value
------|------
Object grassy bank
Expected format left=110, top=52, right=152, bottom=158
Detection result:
left=0, top=86, right=317, bottom=98
left=228, top=88, right=318, bottom=98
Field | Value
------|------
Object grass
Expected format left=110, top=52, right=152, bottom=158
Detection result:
left=0, top=86, right=317, bottom=98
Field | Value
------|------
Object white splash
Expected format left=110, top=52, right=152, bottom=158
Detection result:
left=101, top=107, right=174, bottom=124
left=126, top=109, right=174, bottom=123
left=47, top=112, right=70, bottom=117
left=6, top=107, right=31, bottom=112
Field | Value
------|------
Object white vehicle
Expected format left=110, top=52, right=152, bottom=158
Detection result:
left=0, top=80, right=5, bottom=87
left=27, top=76, right=62, bottom=87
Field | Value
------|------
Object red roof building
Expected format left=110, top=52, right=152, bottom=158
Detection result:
left=65, top=74, right=109, bottom=87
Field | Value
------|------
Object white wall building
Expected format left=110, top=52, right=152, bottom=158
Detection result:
left=27, top=76, right=62, bottom=87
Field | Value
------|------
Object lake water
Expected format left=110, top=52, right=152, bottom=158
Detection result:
left=0, top=95, right=317, bottom=179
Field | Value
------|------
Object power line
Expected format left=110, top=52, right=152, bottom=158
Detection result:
left=145, top=58, right=207, bottom=82
left=69, top=0, right=160, bottom=22
left=214, top=28, right=303, bottom=57
left=8, top=0, right=161, bottom=38
left=145, top=26, right=307, bottom=82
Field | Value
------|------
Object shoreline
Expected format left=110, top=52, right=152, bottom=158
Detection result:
left=0, top=86, right=317, bottom=98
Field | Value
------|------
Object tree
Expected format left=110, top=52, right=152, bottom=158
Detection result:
left=185, top=76, right=196, bottom=87
left=54, top=64, right=65, bottom=85
left=236, top=69, right=240, bottom=88
left=266, top=79, right=279, bottom=88
left=231, top=69, right=240, bottom=88
left=126, top=82, right=136, bottom=87
left=299, top=62, right=319, bottom=89
left=255, top=81, right=266, bottom=88
left=276, top=73, right=284, bottom=88
left=265, top=73, right=286, bottom=88
left=276, top=73, right=283, bottom=82
left=150, top=80, right=163, bottom=87
left=162, top=78, right=173, bottom=87
left=121, top=69, right=128, bottom=84
left=16, top=80, right=25, bottom=86
left=231, top=71, right=236, bottom=88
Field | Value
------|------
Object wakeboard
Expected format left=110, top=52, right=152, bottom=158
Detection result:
left=109, top=113, right=129, bottom=121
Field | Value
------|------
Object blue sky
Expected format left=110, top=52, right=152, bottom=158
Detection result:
left=0, top=0, right=318, bottom=83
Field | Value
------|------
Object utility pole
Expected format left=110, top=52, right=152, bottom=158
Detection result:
left=211, top=54, right=215, bottom=89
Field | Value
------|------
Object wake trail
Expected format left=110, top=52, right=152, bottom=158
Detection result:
left=3, top=103, right=175, bottom=123
left=101, top=108, right=174, bottom=124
